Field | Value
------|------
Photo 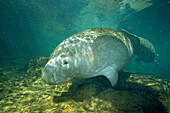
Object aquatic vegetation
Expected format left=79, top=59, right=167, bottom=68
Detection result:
left=0, top=57, right=169, bottom=112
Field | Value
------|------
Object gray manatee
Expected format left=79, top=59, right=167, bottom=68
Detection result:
left=120, top=29, right=159, bottom=65
left=42, top=28, right=157, bottom=87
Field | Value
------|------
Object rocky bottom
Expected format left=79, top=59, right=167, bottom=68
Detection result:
left=0, top=57, right=169, bottom=113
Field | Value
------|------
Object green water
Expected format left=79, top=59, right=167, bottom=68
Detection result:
left=0, top=0, right=169, bottom=79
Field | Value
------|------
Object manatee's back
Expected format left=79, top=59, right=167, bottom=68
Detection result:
left=89, top=28, right=134, bottom=72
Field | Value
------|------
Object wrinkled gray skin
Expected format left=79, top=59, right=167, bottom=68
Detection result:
left=42, top=28, right=157, bottom=86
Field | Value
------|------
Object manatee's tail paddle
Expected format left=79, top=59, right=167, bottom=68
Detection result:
left=120, top=29, right=158, bottom=66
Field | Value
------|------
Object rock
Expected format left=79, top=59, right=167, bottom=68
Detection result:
left=0, top=57, right=169, bottom=113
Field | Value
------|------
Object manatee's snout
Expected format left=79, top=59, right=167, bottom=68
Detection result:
left=42, top=58, right=71, bottom=85
left=42, top=63, right=58, bottom=84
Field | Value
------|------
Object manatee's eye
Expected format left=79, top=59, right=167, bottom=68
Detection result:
left=61, top=59, right=69, bottom=69
left=64, top=60, right=68, bottom=65
left=59, top=54, right=69, bottom=68
left=63, top=59, right=69, bottom=65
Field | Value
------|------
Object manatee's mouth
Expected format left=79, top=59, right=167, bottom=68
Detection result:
left=42, top=64, right=59, bottom=85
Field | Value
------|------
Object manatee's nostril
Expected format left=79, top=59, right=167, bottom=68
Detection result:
left=48, top=58, right=56, bottom=65
left=46, top=64, right=51, bottom=67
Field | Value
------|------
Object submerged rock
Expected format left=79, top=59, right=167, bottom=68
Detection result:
left=0, top=57, right=169, bottom=113
left=53, top=71, right=169, bottom=113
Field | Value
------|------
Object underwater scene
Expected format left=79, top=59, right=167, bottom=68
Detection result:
left=0, top=0, right=169, bottom=112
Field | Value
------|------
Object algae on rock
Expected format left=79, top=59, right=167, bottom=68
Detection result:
left=0, top=57, right=169, bottom=113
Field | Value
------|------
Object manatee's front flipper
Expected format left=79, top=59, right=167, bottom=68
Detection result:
left=97, top=66, right=118, bottom=87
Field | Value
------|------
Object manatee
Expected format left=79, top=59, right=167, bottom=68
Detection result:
left=42, top=28, right=157, bottom=87
left=120, top=29, right=159, bottom=65
left=42, top=28, right=134, bottom=86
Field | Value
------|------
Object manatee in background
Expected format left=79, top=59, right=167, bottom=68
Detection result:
left=42, top=28, right=157, bottom=87
left=120, top=29, right=159, bottom=65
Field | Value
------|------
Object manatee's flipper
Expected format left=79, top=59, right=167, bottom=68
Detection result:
left=97, top=66, right=118, bottom=87
left=154, top=60, right=159, bottom=66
